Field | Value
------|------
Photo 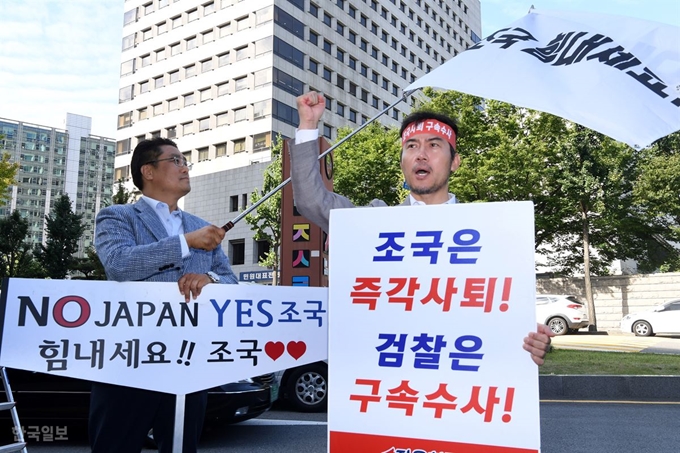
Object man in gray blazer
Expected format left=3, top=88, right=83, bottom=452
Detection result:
left=289, top=91, right=553, bottom=366
left=91, top=137, right=237, bottom=453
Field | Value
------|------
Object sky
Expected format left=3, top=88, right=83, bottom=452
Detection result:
left=0, top=0, right=678, bottom=139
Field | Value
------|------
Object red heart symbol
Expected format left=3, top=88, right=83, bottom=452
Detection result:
left=287, top=341, right=307, bottom=360
left=265, top=341, right=284, bottom=361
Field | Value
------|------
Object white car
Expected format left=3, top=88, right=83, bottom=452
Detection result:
left=536, top=294, right=590, bottom=336
left=620, top=298, right=680, bottom=337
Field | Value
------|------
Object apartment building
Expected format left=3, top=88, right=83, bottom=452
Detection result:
left=0, top=114, right=115, bottom=255
left=116, top=0, right=482, bottom=281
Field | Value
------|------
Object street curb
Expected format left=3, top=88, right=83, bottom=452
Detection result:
left=539, top=375, right=680, bottom=401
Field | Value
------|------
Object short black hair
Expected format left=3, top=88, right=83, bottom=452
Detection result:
left=131, top=137, right=178, bottom=191
left=399, top=110, right=459, bottom=157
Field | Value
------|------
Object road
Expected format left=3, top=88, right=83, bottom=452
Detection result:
left=13, top=400, right=680, bottom=453
left=551, top=330, right=680, bottom=354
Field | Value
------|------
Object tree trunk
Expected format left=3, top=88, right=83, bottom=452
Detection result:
left=582, top=207, right=598, bottom=331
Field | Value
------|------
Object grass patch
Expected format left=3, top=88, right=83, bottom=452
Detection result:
left=539, top=349, right=680, bottom=375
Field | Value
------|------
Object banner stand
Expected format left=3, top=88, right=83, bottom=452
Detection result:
left=172, top=394, right=185, bottom=453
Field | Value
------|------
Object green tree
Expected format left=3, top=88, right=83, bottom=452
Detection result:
left=71, top=246, right=107, bottom=280
left=0, top=136, right=20, bottom=207
left=0, top=210, right=34, bottom=278
left=333, top=122, right=407, bottom=206
left=245, top=135, right=284, bottom=285
left=36, top=194, right=86, bottom=279
left=633, top=131, right=680, bottom=272
left=111, top=177, right=135, bottom=205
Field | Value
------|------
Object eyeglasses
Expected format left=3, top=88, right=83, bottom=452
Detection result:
left=144, top=156, right=193, bottom=170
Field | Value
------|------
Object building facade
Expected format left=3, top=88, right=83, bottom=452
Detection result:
left=116, top=0, right=482, bottom=280
left=0, top=114, right=115, bottom=256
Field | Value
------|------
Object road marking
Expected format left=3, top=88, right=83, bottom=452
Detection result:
left=241, top=419, right=327, bottom=426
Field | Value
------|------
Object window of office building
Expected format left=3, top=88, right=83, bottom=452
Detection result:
left=183, top=122, right=194, bottom=135
left=217, top=82, right=229, bottom=97
left=184, top=92, right=195, bottom=106
left=169, top=70, right=179, bottom=84
left=219, top=22, right=231, bottom=37
left=215, top=143, right=227, bottom=157
left=216, top=111, right=228, bottom=127
left=118, top=112, right=132, bottom=129
left=166, top=126, right=177, bottom=138
left=122, top=33, right=135, bottom=51
left=274, top=6, right=304, bottom=39
left=141, top=54, right=151, bottom=67
left=153, top=103, right=163, bottom=116
left=255, top=37, right=273, bottom=56
left=254, top=68, right=271, bottom=88
left=154, top=76, right=164, bottom=89
left=199, top=117, right=210, bottom=131
left=198, top=147, right=209, bottom=161
left=124, top=8, right=137, bottom=26
left=218, top=52, right=230, bottom=67
left=119, top=85, right=133, bottom=103
left=201, top=59, right=213, bottom=73
left=138, top=107, right=148, bottom=120
left=157, top=22, right=167, bottom=35
left=234, top=107, right=247, bottom=122
left=236, top=45, right=248, bottom=61
left=188, top=9, right=198, bottom=22
left=172, top=15, right=182, bottom=28
left=235, top=77, right=248, bottom=91
left=185, top=64, right=196, bottom=78
left=186, top=36, right=197, bottom=50
left=253, top=132, right=270, bottom=152
left=273, top=37, right=303, bottom=68
left=233, top=138, right=246, bottom=153
left=155, top=47, right=165, bottom=61
left=121, top=59, right=134, bottom=76
left=142, top=28, right=152, bottom=41
left=256, top=5, right=273, bottom=25
left=200, top=87, right=211, bottom=102
left=236, top=16, right=249, bottom=31
left=229, top=239, right=245, bottom=265
left=116, top=139, right=131, bottom=155
left=204, top=1, right=215, bottom=16
left=202, top=29, right=214, bottom=44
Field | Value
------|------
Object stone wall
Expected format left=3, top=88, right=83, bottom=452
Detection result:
left=536, top=272, right=680, bottom=331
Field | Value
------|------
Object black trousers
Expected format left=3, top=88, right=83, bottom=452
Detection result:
left=88, top=382, right=208, bottom=453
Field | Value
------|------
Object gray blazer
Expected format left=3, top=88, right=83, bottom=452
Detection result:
left=95, top=199, right=237, bottom=284
left=289, top=139, right=412, bottom=233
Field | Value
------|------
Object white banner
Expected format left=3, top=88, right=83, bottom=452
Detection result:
left=407, top=9, right=680, bottom=149
left=0, top=279, right=327, bottom=395
left=328, top=202, right=540, bottom=453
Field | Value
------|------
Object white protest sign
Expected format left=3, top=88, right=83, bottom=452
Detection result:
left=328, top=202, right=540, bottom=453
left=0, top=279, right=327, bottom=395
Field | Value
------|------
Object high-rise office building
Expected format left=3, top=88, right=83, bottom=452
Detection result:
left=0, top=114, right=115, bottom=255
left=116, top=0, right=482, bottom=282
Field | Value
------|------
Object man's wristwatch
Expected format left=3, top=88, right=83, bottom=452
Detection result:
left=206, top=271, right=220, bottom=283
